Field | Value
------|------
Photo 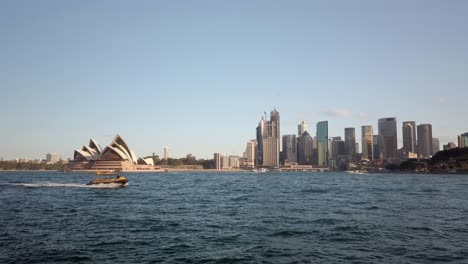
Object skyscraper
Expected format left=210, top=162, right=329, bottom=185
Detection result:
left=256, top=109, right=280, bottom=167
left=373, top=135, right=380, bottom=160
left=297, top=131, right=313, bottom=165
left=432, top=138, right=440, bottom=155
left=245, top=140, right=257, bottom=168
left=402, top=121, right=417, bottom=153
left=317, top=121, right=328, bottom=167
left=282, top=135, right=297, bottom=164
left=298, top=121, right=308, bottom=136
left=378, top=118, right=398, bottom=160
left=46, top=153, right=60, bottom=163
left=361, top=126, right=373, bottom=160
left=417, top=124, right=433, bottom=158
left=458, top=133, right=468, bottom=148
left=344, top=128, right=356, bottom=156
left=164, top=147, right=170, bottom=159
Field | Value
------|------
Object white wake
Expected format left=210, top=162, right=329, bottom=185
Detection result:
left=11, top=182, right=127, bottom=189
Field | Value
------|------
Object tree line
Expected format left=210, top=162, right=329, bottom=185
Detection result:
left=0, top=160, right=66, bottom=171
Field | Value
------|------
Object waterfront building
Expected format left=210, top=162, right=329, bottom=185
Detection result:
left=444, top=142, right=457, bottom=150
left=229, top=155, right=240, bottom=168
left=432, top=138, right=440, bottom=155
left=221, top=155, right=229, bottom=169
left=361, top=126, right=373, bottom=161
left=373, top=135, right=380, bottom=160
left=244, top=140, right=257, bottom=168
left=344, top=128, right=356, bottom=155
left=317, top=121, right=328, bottom=167
left=214, top=153, right=222, bottom=170
left=282, top=135, right=297, bottom=164
left=297, top=131, right=314, bottom=165
left=164, top=147, right=170, bottom=159
left=402, top=121, right=417, bottom=153
left=256, top=109, right=280, bottom=167
left=417, top=124, right=433, bottom=158
left=458, top=132, right=468, bottom=148
left=46, top=153, right=60, bottom=164
left=68, top=135, right=161, bottom=171
left=298, top=121, right=308, bottom=136
left=378, top=118, right=398, bottom=160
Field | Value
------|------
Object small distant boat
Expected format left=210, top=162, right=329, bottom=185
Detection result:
left=252, top=168, right=268, bottom=173
left=87, top=172, right=128, bottom=186
left=345, top=170, right=366, bottom=175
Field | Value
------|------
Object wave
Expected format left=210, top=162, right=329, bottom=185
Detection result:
left=9, top=182, right=127, bottom=189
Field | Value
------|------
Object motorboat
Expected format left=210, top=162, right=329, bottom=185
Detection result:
left=345, top=170, right=366, bottom=175
left=86, top=172, right=128, bottom=186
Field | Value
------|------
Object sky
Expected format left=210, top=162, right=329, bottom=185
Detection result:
left=1, top=0, right=467, bottom=160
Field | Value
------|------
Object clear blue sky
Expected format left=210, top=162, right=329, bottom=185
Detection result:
left=1, top=0, right=467, bottom=160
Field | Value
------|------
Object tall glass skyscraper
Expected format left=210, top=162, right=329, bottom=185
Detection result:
left=402, top=121, right=417, bottom=153
left=378, top=118, right=398, bottom=160
left=316, top=121, right=328, bottom=167
left=344, top=127, right=356, bottom=156
left=361, top=126, right=373, bottom=160
left=282, top=134, right=297, bottom=164
left=417, top=124, right=433, bottom=158
left=256, top=109, right=280, bottom=167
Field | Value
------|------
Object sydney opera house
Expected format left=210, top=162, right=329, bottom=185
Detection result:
left=67, top=135, right=161, bottom=172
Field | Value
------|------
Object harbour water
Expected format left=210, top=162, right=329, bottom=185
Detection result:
left=1, top=171, right=467, bottom=263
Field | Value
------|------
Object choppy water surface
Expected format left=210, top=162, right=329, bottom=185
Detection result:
left=1, top=171, right=467, bottom=263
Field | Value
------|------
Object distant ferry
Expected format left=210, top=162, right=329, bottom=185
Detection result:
left=86, top=171, right=128, bottom=186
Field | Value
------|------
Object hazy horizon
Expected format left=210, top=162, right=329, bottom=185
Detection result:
left=1, top=0, right=467, bottom=160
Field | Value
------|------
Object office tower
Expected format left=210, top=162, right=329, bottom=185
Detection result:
left=458, top=132, right=468, bottom=148
left=344, top=128, right=356, bottom=155
left=373, top=135, right=380, bottom=160
left=245, top=140, right=257, bottom=168
left=378, top=118, right=398, bottom=160
left=432, top=138, right=440, bottom=155
left=282, top=135, right=297, bottom=164
left=256, top=109, right=280, bottom=167
left=402, top=121, right=417, bottom=153
left=256, top=116, right=266, bottom=166
left=164, top=147, right=170, bottom=159
left=221, top=155, right=229, bottom=169
left=214, top=153, right=222, bottom=170
left=229, top=156, right=240, bottom=168
left=298, top=121, right=308, bottom=136
left=362, top=126, right=373, bottom=160
left=417, top=124, right=433, bottom=158
left=297, top=131, right=313, bottom=165
left=330, top=137, right=345, bottom=159
left=355, top=143, right=359, bottom=154
left=444, top=142, right=457, bottom=150
left=46, top=153, right=60, bottom=163
left=317, top=121, right=328, bottom=167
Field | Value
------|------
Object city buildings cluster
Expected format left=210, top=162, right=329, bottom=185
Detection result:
left=214, top=109, right=467, bottom=170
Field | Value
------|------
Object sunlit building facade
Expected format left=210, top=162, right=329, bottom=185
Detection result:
left=361, top=126, right=373, bottom=161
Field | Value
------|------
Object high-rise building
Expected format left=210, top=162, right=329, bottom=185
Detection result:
left=298, top=121, right=308, bottom=136
left=297, top=131, right=313, bottom=165
left=373, top=135, right=380, bottom=160
left=164, top=147, right=170, bottom=159
left=330, top=137, right=345, bottom=160
left=256, top=109, right=280, bottom=167
left=282, top=135, right=297, bottom=164
left=458, top=132, right=468, bottom=148
left=344, top=128, right=356, bottom=155
left=417, top=124, right=433, bottom=158
left=245, top=140, right=257, bottom=168
left=214, top=153, right=222, bottom=170
left=378, top=118, right=398, bottom=160
left=444, top=142, right=457, bottom=150
left=361, top=126, right=373, bottom=160
left=402, top=121, right=417, bottom=153
left=317, top=121, right=328, bottom=167
left=46, top=153, right=60, bottom=163
left=229, top=155, right=240, bottom=168
left=432, top=138, right=440, bottom=155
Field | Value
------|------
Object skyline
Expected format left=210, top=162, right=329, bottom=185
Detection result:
left=1, top=1, right=468, bottom=159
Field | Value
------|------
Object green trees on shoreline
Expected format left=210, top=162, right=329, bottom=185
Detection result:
left=0, top=160, right=66, bottom=171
